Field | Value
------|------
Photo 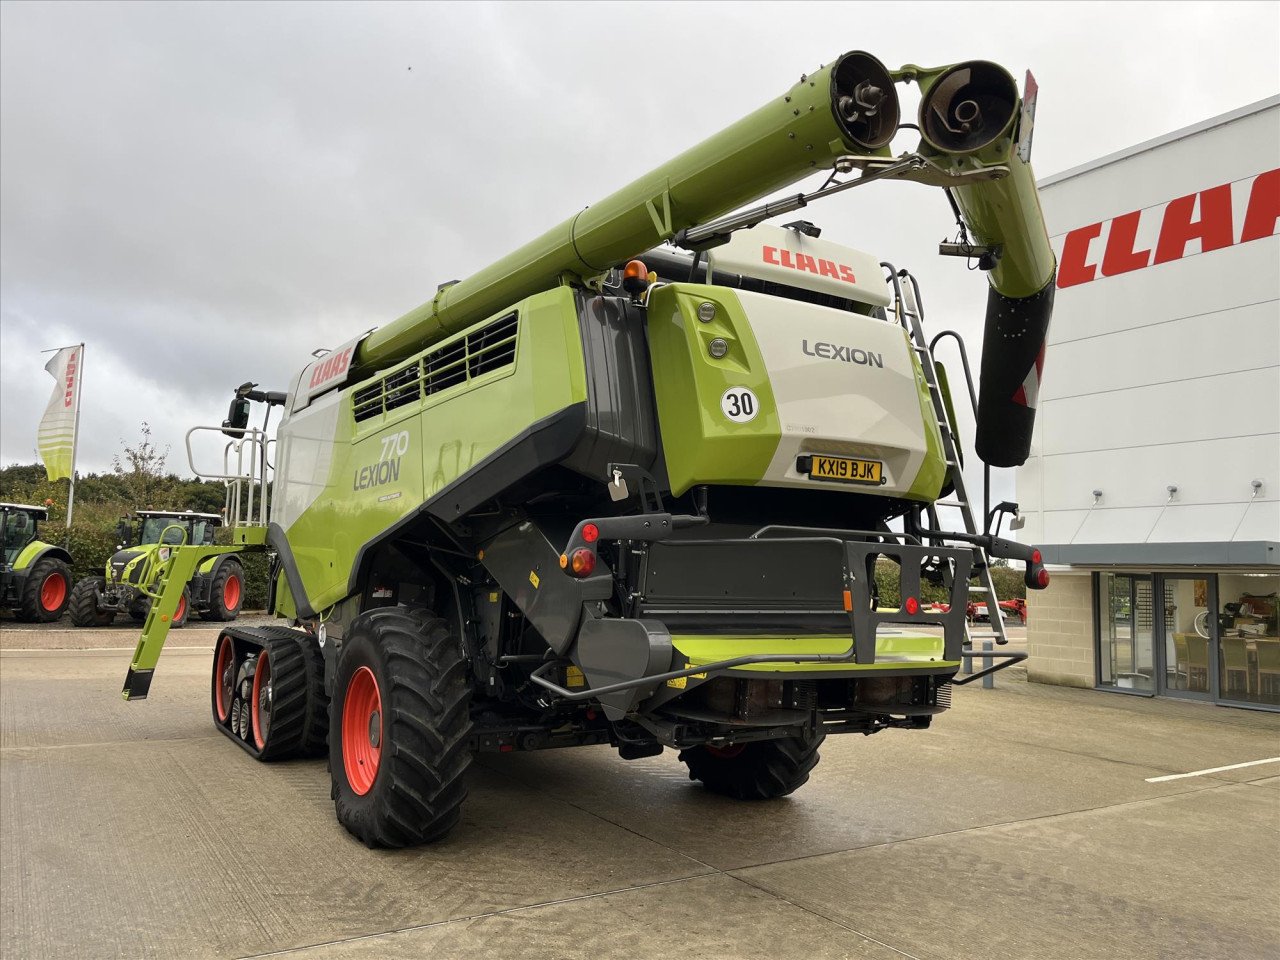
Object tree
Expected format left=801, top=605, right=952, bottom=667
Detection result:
left=112, top=422, right=171, bottom=506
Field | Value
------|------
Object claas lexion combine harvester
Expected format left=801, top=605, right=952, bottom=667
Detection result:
left=123, top=52, right=1056, bottom=847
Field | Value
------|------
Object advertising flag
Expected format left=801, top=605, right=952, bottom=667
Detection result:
left=38, top=345, right=82, bottom=481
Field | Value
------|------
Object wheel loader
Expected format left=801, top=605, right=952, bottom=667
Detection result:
left=0, top=502, right=73, bottom=622
left=70, top=510, right=245, bottom=627
left=123, top=52, right=1057, bottom=847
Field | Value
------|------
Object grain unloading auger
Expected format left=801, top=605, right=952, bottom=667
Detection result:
left=124, top=52, right=1056, bottom=847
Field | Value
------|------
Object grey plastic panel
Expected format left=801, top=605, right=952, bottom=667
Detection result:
left=564, top=293, right=660, bottom=479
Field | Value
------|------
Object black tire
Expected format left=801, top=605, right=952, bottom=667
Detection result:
left=330, top=607, right=473, bottom=848
left=294, top=632, right=330, bottom=758
left=678, top=730, right=825, bottom=800
left=18, top=557, right=73, bottom=622
left=170, top=588, right=191, bottom=629
left=201, top=559, right=245, bottom=622
left=69, top=577, right=115, bottom=627
left=247, top=634, right=309, bottom=760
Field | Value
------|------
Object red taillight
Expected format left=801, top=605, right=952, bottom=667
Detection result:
left=1031, top=548, right=1042, bottom=564
left=905, top=596, right=920, bottom=615
left=1037, top=569, right=1050, bottom=588
left=582, top=523, right=600, bottom=544
left=570, top=549, right=596, bottom=577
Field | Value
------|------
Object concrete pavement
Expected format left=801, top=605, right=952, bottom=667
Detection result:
left=1, top=623, right=1277, bottom=959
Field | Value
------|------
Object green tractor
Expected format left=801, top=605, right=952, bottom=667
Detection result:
left=69, top=510, right=245, bottom=627
left=125, top=52, right=1056, bottom=847
left=0, top=502, right=73, bottom=622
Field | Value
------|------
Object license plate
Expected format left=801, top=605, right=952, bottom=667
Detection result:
left=805, top=455, right=883, bottom=485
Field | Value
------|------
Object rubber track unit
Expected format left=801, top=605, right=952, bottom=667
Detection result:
left=212, top=625, right=312, bottom=761
left=19, top=557, right=72, bottom=623
left=68, top=577, right=115, bottom=627
left=330, top=607, right=473, bottom=848
left=678, top=731, right=826, bottom=800
left=293, top=632, right=330, bottom=758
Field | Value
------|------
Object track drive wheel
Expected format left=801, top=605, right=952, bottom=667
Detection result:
left=678, top=729, right=826, bottom=800
left=19, top=557, right=72, bottom=622
left=68, top=577, right=115, bottom=627
left=330, top=607, right=473, bottom=848
left=201, top=560, right=245, bottom=622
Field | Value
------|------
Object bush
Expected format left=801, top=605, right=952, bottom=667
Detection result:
left=2, top=462, right=269, bottom=610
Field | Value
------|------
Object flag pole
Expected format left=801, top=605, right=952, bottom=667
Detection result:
left=65, top=343, right=85, bottom=529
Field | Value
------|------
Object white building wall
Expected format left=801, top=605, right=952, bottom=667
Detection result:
left=1020, top=99, right=1280, bottom=549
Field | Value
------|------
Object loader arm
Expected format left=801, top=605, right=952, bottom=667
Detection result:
left=122, top=528, right=266, bottom=700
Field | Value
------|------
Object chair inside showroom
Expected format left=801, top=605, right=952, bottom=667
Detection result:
left=1172, top=634, right=1191, bottom=690
left=1257, top=642, right=1280, bottom=698
left=1220, top=635, right=1251, bottom=698
left=1185, top=635, right=1209, bottom=693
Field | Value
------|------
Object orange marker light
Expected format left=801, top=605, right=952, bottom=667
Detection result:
left=570, top=549, right=596, bottom=577
left=622, top=260, right=649, bottom=296
left=842, top=590, right=853, bottom=612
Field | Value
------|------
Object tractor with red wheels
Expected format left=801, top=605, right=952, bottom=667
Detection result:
left=69, top=510, right=245, bottom=627
left=0, top=502, right=73, bottom=622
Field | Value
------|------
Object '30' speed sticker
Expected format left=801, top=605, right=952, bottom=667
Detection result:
left=720, top=386, right=759, bottom=423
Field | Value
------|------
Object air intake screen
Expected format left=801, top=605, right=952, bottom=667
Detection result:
left=353, top=313, right=518, bottom=422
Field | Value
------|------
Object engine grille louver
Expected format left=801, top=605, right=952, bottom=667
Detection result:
left=352, top=313, right=518, bottom=423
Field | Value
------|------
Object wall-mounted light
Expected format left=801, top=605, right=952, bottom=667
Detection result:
left=1251, top=479, right=1264, bottom=498
left=1091, top=489, right=1103, bottom=505
left=1166, top=484, right=1179, bottom=503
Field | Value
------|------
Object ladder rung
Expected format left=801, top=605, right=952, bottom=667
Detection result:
left=936, top=500, right=967, bottom=508
left=966, top=632, right=1003, bottom=638
left=969, top=585, right=992, bottom=592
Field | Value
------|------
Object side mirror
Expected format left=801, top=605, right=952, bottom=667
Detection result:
left=222, top=396, right=251, bottom=437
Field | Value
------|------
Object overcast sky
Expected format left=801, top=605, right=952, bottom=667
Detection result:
left=2, top=0, right=1278, bottom=516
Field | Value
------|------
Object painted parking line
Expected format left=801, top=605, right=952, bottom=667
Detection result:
left=1145, top=757, right=1280, bottom=783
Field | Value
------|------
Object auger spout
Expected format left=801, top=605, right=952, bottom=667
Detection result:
left=354, top=51, right=901, bottom=374
left=912, top=60, right=1057, bottom=467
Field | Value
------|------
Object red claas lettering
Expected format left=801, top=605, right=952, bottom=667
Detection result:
left=1057, top=168, right=1279, bottom=289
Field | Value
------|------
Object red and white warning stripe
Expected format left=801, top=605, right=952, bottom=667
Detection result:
left=1012, top=342, right=1046, bottom=409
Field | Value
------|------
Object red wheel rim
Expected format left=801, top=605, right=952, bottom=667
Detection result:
left=214, top=634, right=235, bottom=722
left=342, top=666, right=382, bottom=795
left=252, top=651, right=271, bottom=749
left=175, top=594, right=187, bottom=622
left=223, top=574, right=241, bottom=610
left=40, top=572, right=67, bottom=612
left=705, top=743, right=746, bottom=760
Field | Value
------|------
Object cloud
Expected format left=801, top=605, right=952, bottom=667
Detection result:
left=2, top=0, right=1276, bottom=508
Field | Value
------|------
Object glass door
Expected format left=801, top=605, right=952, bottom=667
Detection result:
left=1158, top=576, right=1216, bottom=701
left=1099, top=574, right=1155, bottom=693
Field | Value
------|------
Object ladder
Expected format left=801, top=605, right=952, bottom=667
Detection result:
left=888, top=268, right=1010, bottom=651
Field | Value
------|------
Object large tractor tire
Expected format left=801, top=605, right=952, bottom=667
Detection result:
left=330, top=607, right=473, bottom=848
left=68, top=577, right=115, bottom=627
left=18, top=557, right=72, bottom=622
left=678, top=730, right=825, bottom=800
left=201, top=560, right=245, bottom=622
left=171, top=588, right=191, bottom=629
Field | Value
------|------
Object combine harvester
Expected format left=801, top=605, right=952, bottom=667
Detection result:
left=123, top=52, right=1055, bottom=846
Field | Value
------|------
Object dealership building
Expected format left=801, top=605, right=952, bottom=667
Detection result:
left=1019, top=96, right=1279, bottom=711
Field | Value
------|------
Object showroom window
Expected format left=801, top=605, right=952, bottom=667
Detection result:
left=1095, top=572, right=1279, bottom=710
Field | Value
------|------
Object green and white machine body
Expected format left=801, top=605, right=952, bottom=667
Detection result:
left=124, top=51, right=1055, bottom=760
